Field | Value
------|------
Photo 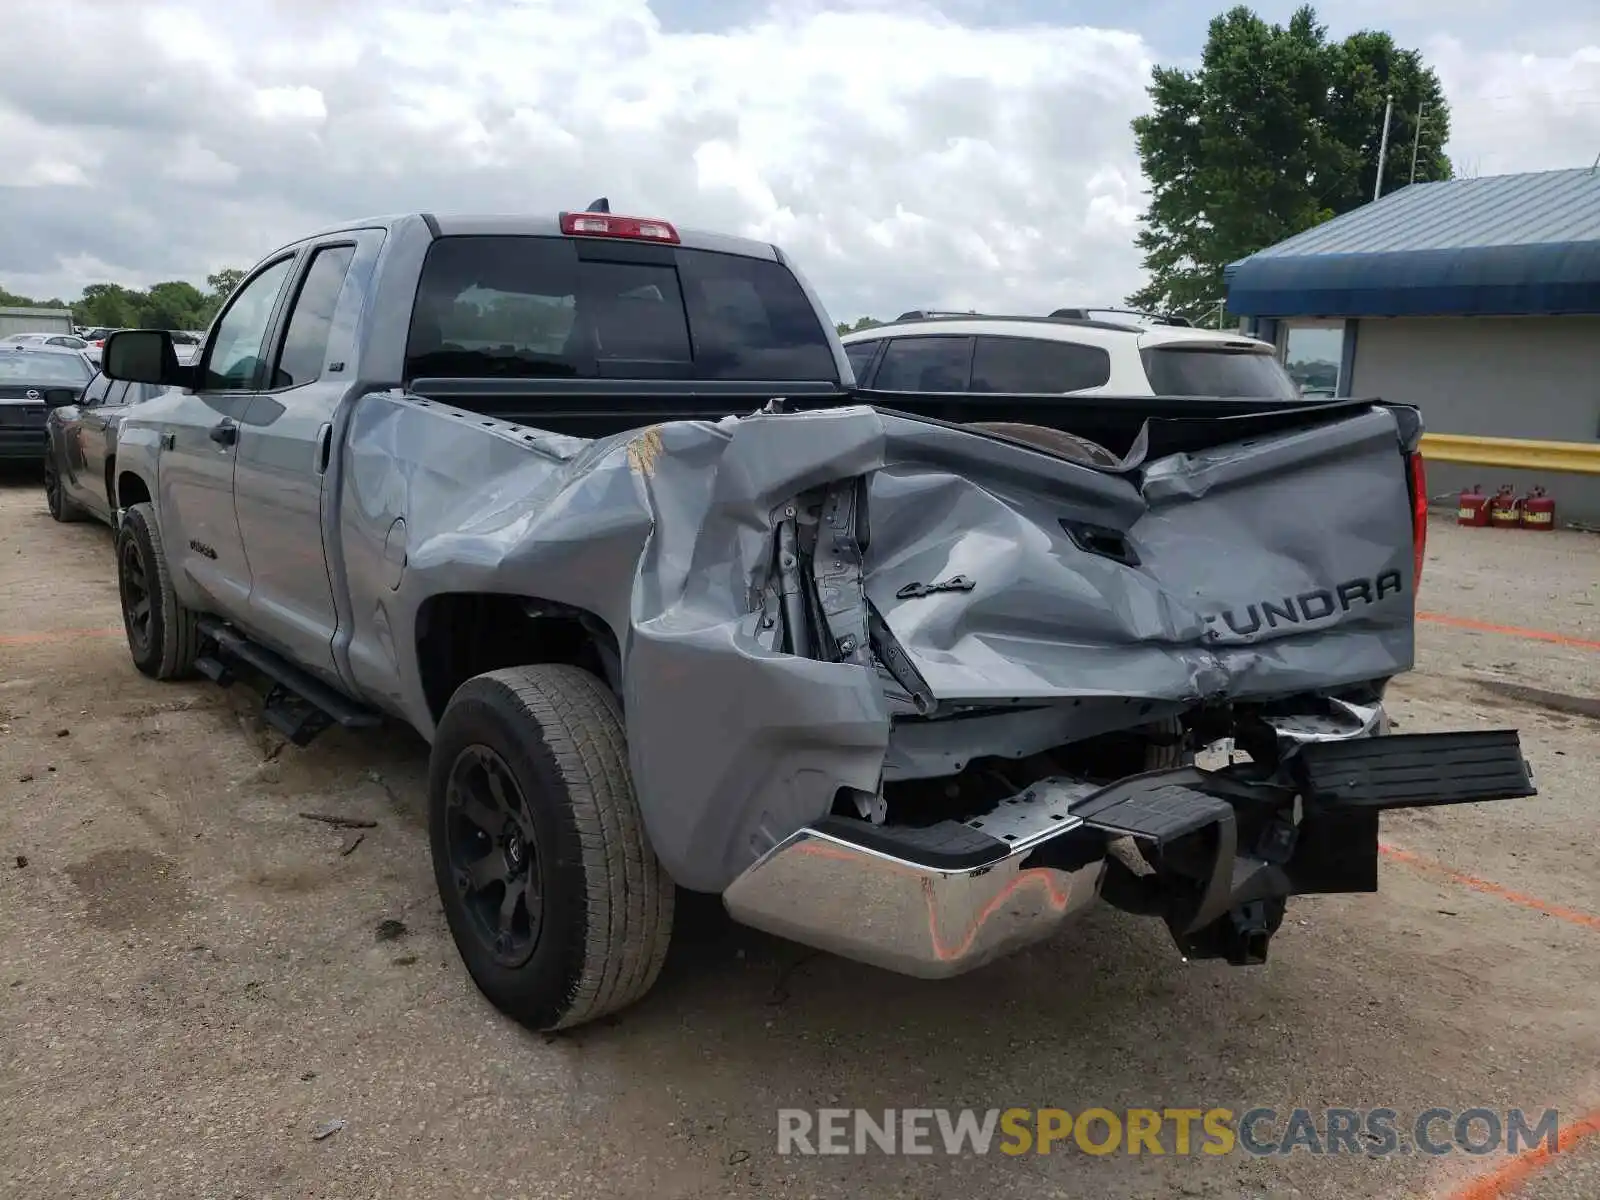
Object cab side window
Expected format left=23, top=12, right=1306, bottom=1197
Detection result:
left=271, top=244, right=357, bottom=389
left=203, top=257, right=295, bottom=391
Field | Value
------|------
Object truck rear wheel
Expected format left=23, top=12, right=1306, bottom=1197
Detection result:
left=428, top=664, right=674, bottom=1031
left=115, top=501, right=202, bottom=680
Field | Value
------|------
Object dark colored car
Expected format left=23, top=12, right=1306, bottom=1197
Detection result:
left=0, top=345, right=94, bottom=463
left=43, top=370, right=165, bottom=524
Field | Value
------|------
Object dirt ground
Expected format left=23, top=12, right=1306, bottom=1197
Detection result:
left=2, top=468, right=1596, bottom=1200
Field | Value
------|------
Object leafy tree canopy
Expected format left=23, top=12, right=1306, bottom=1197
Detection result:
left=1128, top=4, right=1451, bottom=320
left=835, top=316, right=885, bottom=336
left=1, top=269, right=249, bottom=332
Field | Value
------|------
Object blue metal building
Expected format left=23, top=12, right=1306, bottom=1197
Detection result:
left=1225, top=167, right=1600, bottom=522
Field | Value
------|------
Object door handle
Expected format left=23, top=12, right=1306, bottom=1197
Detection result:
left=315, top=422, right=332, bottom=474
left=208, top=420, right=237, bottom=447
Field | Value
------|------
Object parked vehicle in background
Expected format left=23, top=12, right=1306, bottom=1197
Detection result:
left=168, top=329, right=202, bottom=365
left=841, top=308, right=1301, bottom=399
left=0, top=345, right=95, bottom=462
left=78, top=327, right=133, bottom=365
left=98, top=205, right=1533, bottom=1034
left=3, top=331, right=93, bottom=355
left=43, top=370, right=167, bottom=524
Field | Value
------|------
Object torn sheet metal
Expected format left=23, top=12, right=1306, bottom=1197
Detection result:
left=336, top=397, right=1418, bottom=893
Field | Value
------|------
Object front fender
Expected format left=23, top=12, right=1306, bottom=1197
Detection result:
left=110, top=421, right=162, bottom=517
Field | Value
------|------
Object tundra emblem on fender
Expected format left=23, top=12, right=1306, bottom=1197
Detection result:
left=1205, top=570, right=1404, bottom=636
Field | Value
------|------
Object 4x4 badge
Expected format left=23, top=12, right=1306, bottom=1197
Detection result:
left=896, top=575, right=976, bottom=600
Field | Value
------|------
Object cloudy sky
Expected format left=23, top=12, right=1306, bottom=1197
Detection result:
left=3, top=0, right=1598, bottom=323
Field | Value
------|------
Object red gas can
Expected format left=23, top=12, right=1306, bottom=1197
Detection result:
left=1488, top=485, right=1521, bottom=529
left=1520, top=486, right=1556, bottom=531
left=1456, top=485, right=1490, bottom=527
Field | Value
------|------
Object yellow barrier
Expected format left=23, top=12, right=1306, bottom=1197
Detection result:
left=1419, top=433, right=1600, bottom=476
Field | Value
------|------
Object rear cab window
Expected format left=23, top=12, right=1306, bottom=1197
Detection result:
left=404, top=236, right=838, bottom=383
left=1140, top=343, right=1303, bottom=400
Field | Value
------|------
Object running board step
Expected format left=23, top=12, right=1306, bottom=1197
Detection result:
left=1291, top=729, right=1536, bottom=809
left=197, top=617, right=380, bottom=747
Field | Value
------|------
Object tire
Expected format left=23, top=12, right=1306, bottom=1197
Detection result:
left=43, top=447, right=84, bottom=523
left=966, top=421, right=1120, bottom=468
left=115, top=501, right=203, bottom=680
left=429, top=664, right=674, bottom=1031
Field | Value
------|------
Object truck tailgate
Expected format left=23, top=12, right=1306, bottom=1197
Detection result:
left=864, top=405, right=1417, bottom=703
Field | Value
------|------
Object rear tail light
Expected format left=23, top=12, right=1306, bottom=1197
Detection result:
left=559, top=212, right=679, bottom=243
left=1407, top=452, right=1427, bottom=592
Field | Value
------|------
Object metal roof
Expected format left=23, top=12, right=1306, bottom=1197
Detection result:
left=1225, top=168, right=1600, bottom=317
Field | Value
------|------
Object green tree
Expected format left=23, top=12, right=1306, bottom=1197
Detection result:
left=1, top=269, right=249, bottom=332
left=835, top=316, right=884, bottom=336
left=206, top=268, right=245, bottom=299
left=1127, top=4, right=1450, bottom=320
left=142, top=280, right=210, bottom=330
left=76, top=283, right=142, bottom=328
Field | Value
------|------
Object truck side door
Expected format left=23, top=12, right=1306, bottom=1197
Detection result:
left=159, top=255, right=297, bottom=620
left=232, top=239, right=364, bottom=686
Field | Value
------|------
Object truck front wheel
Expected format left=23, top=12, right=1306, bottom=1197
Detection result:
left=428, top=664, right=674, bottom=1031
left=115, top=502, right=202, bottom=680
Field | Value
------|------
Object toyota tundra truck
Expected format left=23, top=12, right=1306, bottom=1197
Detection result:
left=96, top=204, right=1536, bottom=1032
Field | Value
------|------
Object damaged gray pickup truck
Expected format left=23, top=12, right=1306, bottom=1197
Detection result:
left=97, top=206, right=1536, bottom=1031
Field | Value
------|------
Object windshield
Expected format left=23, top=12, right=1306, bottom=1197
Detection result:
left=0, top=350, right=92, bottom=383
left=1140, top=346, right=1304, bottom=400
left=405, top=235, right=839, bottom=384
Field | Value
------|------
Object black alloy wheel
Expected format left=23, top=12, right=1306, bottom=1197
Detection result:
left=118, top=529, right=154, bottom=661
left=443, top=744, right=545, bottom=968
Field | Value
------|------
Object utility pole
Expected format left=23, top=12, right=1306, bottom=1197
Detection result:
left=1409, top=101, right=1427, bottom=185
left=1374, top=93, right=1394, bottom=202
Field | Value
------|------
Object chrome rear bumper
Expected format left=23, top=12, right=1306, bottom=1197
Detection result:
left=721, top=723, right=1537, bottom=978
left=722, top=780, right=1106, bottom=979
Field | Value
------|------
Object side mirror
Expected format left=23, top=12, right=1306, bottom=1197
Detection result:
left=103, top=329, right=187, bottom=386
left=43, top=388, right=78, bottom=409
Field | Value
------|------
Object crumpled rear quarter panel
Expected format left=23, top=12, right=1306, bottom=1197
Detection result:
left=340, top=395, right=1416, bottom=893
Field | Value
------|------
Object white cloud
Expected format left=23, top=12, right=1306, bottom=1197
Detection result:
left=0, top=0, right=1597, bottom=318
left=1430, top=40, right=1600, bottom=177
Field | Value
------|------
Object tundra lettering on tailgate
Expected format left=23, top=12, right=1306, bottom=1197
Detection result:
left=1205, top=570, right=1404, bottom=637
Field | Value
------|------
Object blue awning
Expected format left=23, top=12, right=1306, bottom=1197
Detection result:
left=1224, top=169, right=1600, bottom=318
left=1226, top=243, right=1600, bottom=317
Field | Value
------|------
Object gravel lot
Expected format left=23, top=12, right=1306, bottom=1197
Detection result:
left=2, top=468, right=1596, bottom=1200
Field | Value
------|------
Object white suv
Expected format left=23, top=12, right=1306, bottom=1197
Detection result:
left=839, top=308, right=1303, bottom=399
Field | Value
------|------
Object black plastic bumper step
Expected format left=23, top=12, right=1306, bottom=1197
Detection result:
left=197, top=616, right=380, bottom=735
left=1292, top=729, right=1536, bottom=810
left=1071, top=775, right=1237, bottom=843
